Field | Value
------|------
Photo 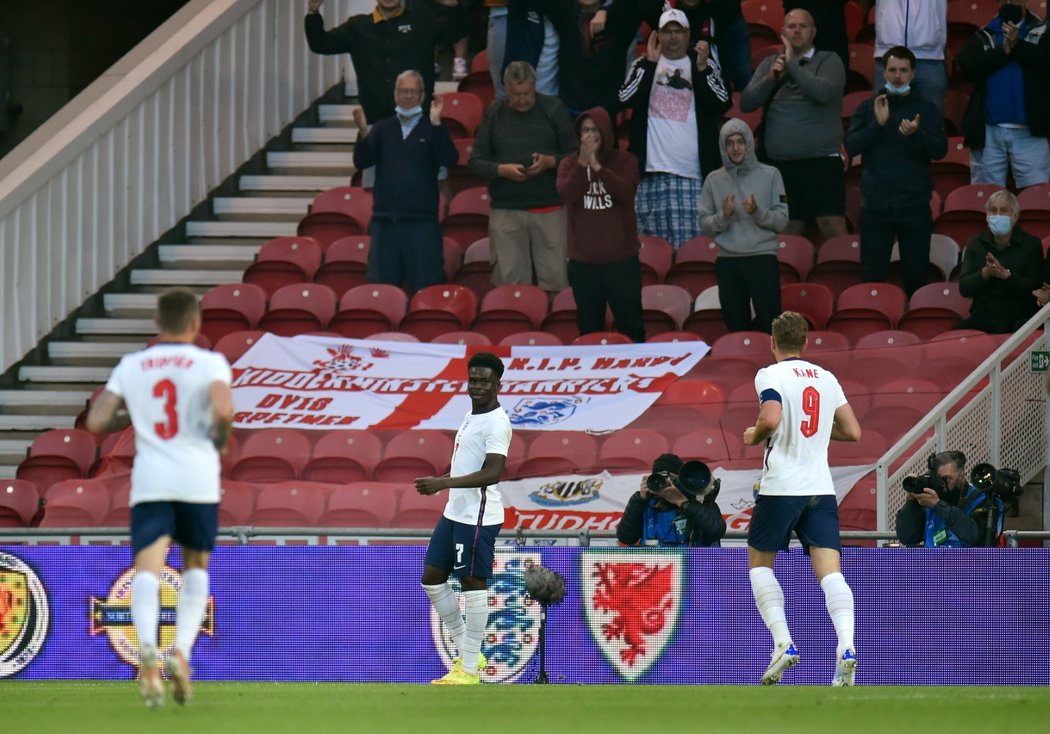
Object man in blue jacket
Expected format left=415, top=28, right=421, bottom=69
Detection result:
left=845, top=45, right=947, bottom=296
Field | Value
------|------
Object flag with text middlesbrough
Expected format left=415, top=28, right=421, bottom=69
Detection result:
left=231, top=335, right=708, bottom=431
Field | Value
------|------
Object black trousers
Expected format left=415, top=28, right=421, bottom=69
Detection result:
left=567, top=256, right=645, bottom=342
left=859, top=202, right=932, bottom=296
left=714, top=254, right=781, bottom=333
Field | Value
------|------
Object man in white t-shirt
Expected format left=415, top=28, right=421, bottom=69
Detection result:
left=416, top=351, right=513, bottom=685
left=618, top=8, right=731, bottom=248
left=742, top=311, right=862, bottom=687
left=86, top=288, right=233, bottom=707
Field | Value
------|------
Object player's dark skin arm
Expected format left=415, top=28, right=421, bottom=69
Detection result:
left=85, top=391, right=132, bottom=435
left=415, top=454, right=507, bottom=495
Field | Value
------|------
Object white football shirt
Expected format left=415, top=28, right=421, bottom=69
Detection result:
left=443, top=405, right=513, bottom=526
left=105, top=343, right=232, bottom=505
left=753, top=357, right=847, bottom=496
left=645, top=55, right=700, bottom=179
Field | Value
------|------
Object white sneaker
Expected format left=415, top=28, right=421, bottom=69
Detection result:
left=453, top=57, right=468, bottom=81
left=832, top=649, right=857, bottom=687
left=761, top=642, right=800, bottom=685
left=137, top=646, right=165, bottom=708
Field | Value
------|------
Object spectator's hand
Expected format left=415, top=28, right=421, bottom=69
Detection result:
left=415, top=477, right=446, bottom=495
left=307, top=0, right=324, bottom=14
left=984, top=252, right=1010, bottom=279
left=497, top=163, right=529, bottom=182
left=912, top=488, right=940, bottom=508
left=695, top=40, right=710, bottom=72
left=430, top=95, right=444, bottom=125
left=1035, top=284, right=1050, bottom=307
left=590, top=9, right=607, bottom=36
left=743, top=193, right=758, bottom=215
left=780, top=35, right=797, bottom=62
left=352, top=106, right=368, bottom=136
left=525, top=152, right=554, bottom=176
left=579, top=132, right=600, bottom=168
left=646, top=31, right=662, bottom=63
left=899, top=113, right=920, bottom=137
left=768, top=54, right=787, bottom=81
left=1003, top=21, right=1019, bottom=54
left=721, top=194, right=736, bottom=220
left=873, top=95, right=890, bottom=126
left=659, top=485, right=690, bottom=507
left=638, top=476, right=650, bottom=500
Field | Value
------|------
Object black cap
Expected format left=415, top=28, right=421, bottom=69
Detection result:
left=652, top=453, right=683, bottom=475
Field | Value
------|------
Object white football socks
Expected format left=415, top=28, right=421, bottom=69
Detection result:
left=749, top=566, right=793, bottom=649
left=131, top=571, right=160, bottom=654
left=460, top=590, right=489, bottom=675
left=820, top=572, right=856, bottom=658
left=423, top=583, right=466, bottom=657
left=174, top=569, right=210, bottom=661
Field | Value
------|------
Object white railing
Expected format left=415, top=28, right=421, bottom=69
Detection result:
left=877, top=306, right=1050, bottom=531
left=0, top=0, right=368, bottom=372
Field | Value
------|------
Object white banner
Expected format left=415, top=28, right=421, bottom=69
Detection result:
left=231, top=335, right=709, bottom=431
left=499, top=464, right=875, bottom=535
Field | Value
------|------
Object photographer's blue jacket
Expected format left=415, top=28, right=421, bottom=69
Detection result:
left=616, top=493, right=725, bottom=548
left=896, top=483, right=1004, bottom=547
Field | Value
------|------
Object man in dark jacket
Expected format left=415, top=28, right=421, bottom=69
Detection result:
left=845, top=45, right=947, bottom=296
left=617, top=453, right=726, bottom=547
left=958, top=0, right=1050, bottom=188
left=557, top=106, right=644, bottom=342
left=558, top=0, right=641, bottom=119
left=957, top=189, right=1043, bottom=333
left=352, top=70, right=459, bottom=292
left=618, top=8, right=731, bottom=249
left=304, top=0, right=470, bottom=123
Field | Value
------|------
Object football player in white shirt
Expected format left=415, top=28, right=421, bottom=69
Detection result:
left=87, top=288, right=233, bottom=707
left=415, top=352, right=513, bottom=685
left=742, top=311, right=862, bottom=687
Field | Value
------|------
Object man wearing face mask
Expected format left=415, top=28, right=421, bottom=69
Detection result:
left=958, top=0, right=1050, bottom=188
left=895, top=451, right=1005, bottom=548
left=956, top=189, right=1042, bottom=333
left=845, top=45, right=946, bottom=297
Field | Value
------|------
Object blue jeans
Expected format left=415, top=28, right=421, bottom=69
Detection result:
left=970, top=125, right=1050, bottom=188
left=487, top=9, right=507, bottom=100
left=874, top=58, right=947, bottom=115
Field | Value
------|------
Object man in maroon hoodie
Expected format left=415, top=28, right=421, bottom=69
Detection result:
left=556, top=107, right=644, bottom=342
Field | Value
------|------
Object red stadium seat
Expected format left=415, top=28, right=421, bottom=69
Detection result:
left=598, top=429, right=670, bottom=472
left=442, top=237, right=463, bottom=283
left=314, top=236, right=371, bottom=297
left=665, top=235, right=719, bottom=297
left=638, top=235, right=674, bottom=285
left=318, top=482, right=402, bottom=527
left=17, top=428, right=97, bottom=494
left=780, top=283, right=834, bottom=330
left=539, top=288, right=585, bottom=344
left=401, top=285, right=478, bottom=341
left=776, top=235, right=815, bottom=284
left=825, top=282, right=906, bottom=343
left=214, top=330, right=266, bottom=364
left=641, top=284, right=692, bottom=335
left=329, top=284, right=409, bottom=339
left=471, top=284, right=549, bottom=343
left=671, top=428, right=730, bottom=463
left=572, top=331, right=633, bottom=345
left=39, top=478, right=110, bottom=527
left=828, top=429, right=887, bottom=466
left=249, top=481, right=330, bottom=526
left=441, top=187, right=491, bottom=250
left=431, top=330, right=493, bottom=346
left=499, top=331, right=564, bottom=346
left=688, top=355, right=761, bottom=392
left=200, top=283, right=268, bottom=344
left=933, top=184, right=1001, bottom=246
left=229, top=429, right=312, bottom=483
left=808, top=235, right=863, bottom=293
left=646, top=331, right=705, bottom=344
left=437, top=92, right=484, bottom=139
left=517, top=432, right=599, bottom=477
left=243, top=237, right=324, bottom=296
left=302, top=431, right=384, bottom=484
left=457, top=72, right=495, bottom=107
left=257, top=283, right=337, bottom=336
left=710, top=331, right=772, bottom=359
left=103, top=483, right=132, bottom=526
left=898, top=282, right=970, bottom=339
left=91, top=427, right=135, bottom=477
left=391, top=488, right=445, bottom=528
left=454, top=237, right=494, bottom=296
left=447, top=138, right=480, bottom=195
left=653, top=379, right=725, bottom=424
left=727, top=90, right=763, bottom=133
left=298, top=187, right=373, bottom=244
left=846, top=43, right=875, bottom=91
left=682, top=285, right=728, bottom=343
left=853, top=330, right=922, bottom=350
left=372, top=430, right=454, bottom=483
left=806, top=330, right=851, bottom=353
left=1017, top=184, right=1050, bottom=239
left=0, top=480, right=40, bottom=527
left=218, top=479, right=257, bottom=526
left=366, top=331, right=420, bottom=342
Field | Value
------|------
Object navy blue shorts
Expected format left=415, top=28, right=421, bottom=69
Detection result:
left=424, top=516, right=502, bottom=579
left=747, top=494, right=841, bottom=553
left=131, top=501, right=219, bottom=555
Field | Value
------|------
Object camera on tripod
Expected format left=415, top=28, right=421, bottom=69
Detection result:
left=646, top=460, right=720, bottom=503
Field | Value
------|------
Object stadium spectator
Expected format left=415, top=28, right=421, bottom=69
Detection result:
left=487, top=0, right=509, bottom=99
left=618, top=9, right=731, bottom=249
left=783, top=0, right=850, bottom=75
left=844, top=45, right=947, bottom=296
left=86, top=288, right=234, bottom=707
left=352, top=71, right=459, bottom=292
left=557, top=106, right=645, bottom=342
left=304, top=0, right=470, bottom=123
left=895, top=451, right=1005, bottom=548
left=504, top=0, right=572, bottom=96
left=740, top=9, right=847, bottom=241
left=957, top=0, right=1050, bottom=187
left=417, top=352, right=512, bottom=686
left=616, top=453, right=726, bottom=547
left=559, top=0, right=641, bottom=119
left=856, top=0, right=948, bottom=113
left=638, top=0, right=754, bottom=90
left=699, top=118, right=789, bottom=333
left=470, top=61, right=577, bottom=292
left=742, top=311, right=862, bottom=687
left=956, top=189, right=1043, bottom=333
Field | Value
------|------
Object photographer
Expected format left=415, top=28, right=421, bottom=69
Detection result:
left=616, top=454, right=726, bottom=548
left=895, top=451, right=1005, bottom=548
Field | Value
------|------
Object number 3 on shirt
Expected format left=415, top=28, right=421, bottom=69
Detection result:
left=800, top=386, right=820, bottom=437
left=152, top=379, right=179, bottom=439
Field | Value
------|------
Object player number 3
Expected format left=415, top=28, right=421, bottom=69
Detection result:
left=152, top=379, right=179, bottom=439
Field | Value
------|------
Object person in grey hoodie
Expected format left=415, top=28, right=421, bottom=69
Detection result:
left=699, top=118, right=789, bottom=333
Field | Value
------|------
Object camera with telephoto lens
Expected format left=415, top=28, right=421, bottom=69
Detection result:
left=902, top=472, right=945, bottom=495
left=646, top=460, right=720, bottom=503
left=970, top=463, right=1023, bottom=501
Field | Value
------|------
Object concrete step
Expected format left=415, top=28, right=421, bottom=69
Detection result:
left=158, top=244, right=259, bottom=269
left=0, top=466, right=19, bottom=480
left=0, top=415, right=76, bottom=431
left=239, top=175, right=349, bottom=194
left=186, top=221, right=298, bottom=240
left=318, top=104, right=360, bottom=126
left=104, top=293, right=164, bottom=318
left=129, top=269, right=245, bottom=289
left=266, top=151, right=355, bottom=175
left=0, top=390, right=93, bottom=415
left=49, top=341, right=142, bottom=366
left=0, top=439, right=32, bottom=464
left=19, top=366, right=114, bottom=384
left=77, top=318, right=157, bottom=337
left=292, top=127, right=359, bottom=145
left=213, top=197, right=312, bottom=221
